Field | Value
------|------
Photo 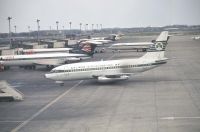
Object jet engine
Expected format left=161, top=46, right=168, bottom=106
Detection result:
left=65, top=57, right=81, bottom=63
left=97, top=75, right=129, bottom=83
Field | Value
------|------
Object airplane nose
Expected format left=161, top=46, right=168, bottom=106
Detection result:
left=44, top=73, right=50, bottom=79
left=45, top=73, right=56, bottom=80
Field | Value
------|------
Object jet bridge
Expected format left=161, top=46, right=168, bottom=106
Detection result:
left=0, top=80, right=24, bottom=101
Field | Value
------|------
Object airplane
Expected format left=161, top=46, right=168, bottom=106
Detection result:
left=90, top=39, right=113, bottom=44
left=79, top=39, right=104, bottom=45
left=109, top=33, right=124, bottom=40
left=191, top=36, right=200, bottom=40
left=78, top=33, right=123, bottom=46
left=22, top=48, right=73, bottom=54
left=109, top=31, right=169, bottom=52
left=0, top=43, right=96, bottom=70
left=79, top=39, right=112, bottom=45
left=45, top=32, right=168, bottom=85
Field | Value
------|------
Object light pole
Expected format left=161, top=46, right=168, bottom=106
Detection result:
left=56, top=21, right=59, bottom=31
left=7, top=17, right=12, bottom=45
left=14, top=25, right=17, bottom=33
left=69, top=21, right=72, bottom=30
left=28, top=26, right=30, bottom=37
left=36, top=19, right=40, bottom=42
left=79, top=23, right=82, bottom=32
left=96, top=24, right=98, bottom=30
left=92, top=24, right=94, bottom=31
left=49, top=26, right=51, bottom=30
left=84, top=24, right=86, bottom=31
left=86, top=24, right=88, bottom=31
left=100, top=24, right=102, bottom=30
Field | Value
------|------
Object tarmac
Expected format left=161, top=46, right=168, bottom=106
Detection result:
left=0, top=34, right=200, bottom=132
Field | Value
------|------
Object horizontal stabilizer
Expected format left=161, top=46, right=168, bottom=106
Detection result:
left=140, top=51, right=165, bottom=60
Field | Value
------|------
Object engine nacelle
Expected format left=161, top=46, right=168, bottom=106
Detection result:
left=66, top=57, right=81, bottom=61
left=97, top=75, right=129, bottom=83
left=65, top=57, right=81, bottom=63
left=55, top=81, right=64, bottom=86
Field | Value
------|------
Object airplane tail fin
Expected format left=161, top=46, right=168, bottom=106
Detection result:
left=78, top=43, right=97, bottom=56
left=140, top=50, right=166, bottom=60
left=156, top=31, right=169, bottom=42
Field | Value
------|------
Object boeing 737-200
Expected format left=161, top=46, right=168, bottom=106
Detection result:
left=0, top=43, right=96, bottom=70
left=109, top=31, right=169, bottom=51
left=45, top=31, right=169, bottom=85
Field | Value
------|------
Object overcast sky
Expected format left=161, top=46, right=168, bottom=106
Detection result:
left=0, top=0, right=200, bottom=33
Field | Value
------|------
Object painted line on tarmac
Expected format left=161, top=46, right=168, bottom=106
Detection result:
left=106, top=54, right=115, bottom=60
left=0, top=121, right=24, bottom=123
left=160, top=116, right=200, bottom=120
left=11, top=80, right=83, bottom=132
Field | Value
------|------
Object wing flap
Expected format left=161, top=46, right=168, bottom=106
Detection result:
left=92, top=73, right=131, bottom=79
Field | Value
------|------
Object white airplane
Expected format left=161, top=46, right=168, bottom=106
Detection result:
left=191, top=36, right=200, bottom=40
left=0, top=43, right=96, bottom=70
left=80, top=40, right=104, bottom=45
left=45, top=32, right=168, bottom=85
left=78, top=34, right=122, bottom=46
left=90, top=39, right=113, bottom=44
left=109, top=33, right=124, bottom=40
left=109, top=31, right=169, bottom=52
left=92, top=33, right=122, bottom=41
left=79, top=39, right=112, bottom=45
left=22, top=48, right=73, bottom=54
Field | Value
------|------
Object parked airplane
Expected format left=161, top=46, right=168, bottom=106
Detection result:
left=79, top=39, right=112, bottom=45
left=92, top=33, right=122, bottom=41
left=78, top=34, right=123, bottom=46
left=45, top=34, right=168, bottom=85
left=191, top=36, right=200, bottom=40
left=109, top=31, right=169, bottom=52
left=22, top=48, right=73, bottom=54
left=0, top=43, right=96, bottom=70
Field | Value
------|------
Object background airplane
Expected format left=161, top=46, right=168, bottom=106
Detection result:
left=0, top=43, right=96, bottom=70
left=22, top=48, right=73, bottom=54
left=109, top=31, right=169, bottom=52
left=78, top=33, right=123, bottom=46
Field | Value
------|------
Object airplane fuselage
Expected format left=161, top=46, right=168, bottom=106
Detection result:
left=45, top=58, right=166, bottom=81
left=109, top=42, right=153, bottom=50
left=0, top=53, right=87, bottom=67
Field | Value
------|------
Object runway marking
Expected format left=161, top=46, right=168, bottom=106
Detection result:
left=160, top=116, right=200, bottom=120
left=0, top=121, right=24, bottom=123
left=106, top=54, right=115, bottom=60
left=11, top=80, right=83, bottom=132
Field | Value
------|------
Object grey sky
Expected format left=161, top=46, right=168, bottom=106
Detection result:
left=0, top=0, right=200, bottom=33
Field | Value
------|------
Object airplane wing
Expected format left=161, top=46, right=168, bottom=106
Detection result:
left=34, top=59, right=65, bottom=66
left=92, top=73, right=131, bottom=83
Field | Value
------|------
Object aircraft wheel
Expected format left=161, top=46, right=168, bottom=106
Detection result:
left=4, top=66, right=10, bottom=70
left=32, top=65, right=36, bottom=70
left=60, top=83, right=64, bottom=86
left=50, top=65, right=54, bottom=69
left=46, top=65, right=50, bottom=69
left=142, top=49, right=147, bottom=52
